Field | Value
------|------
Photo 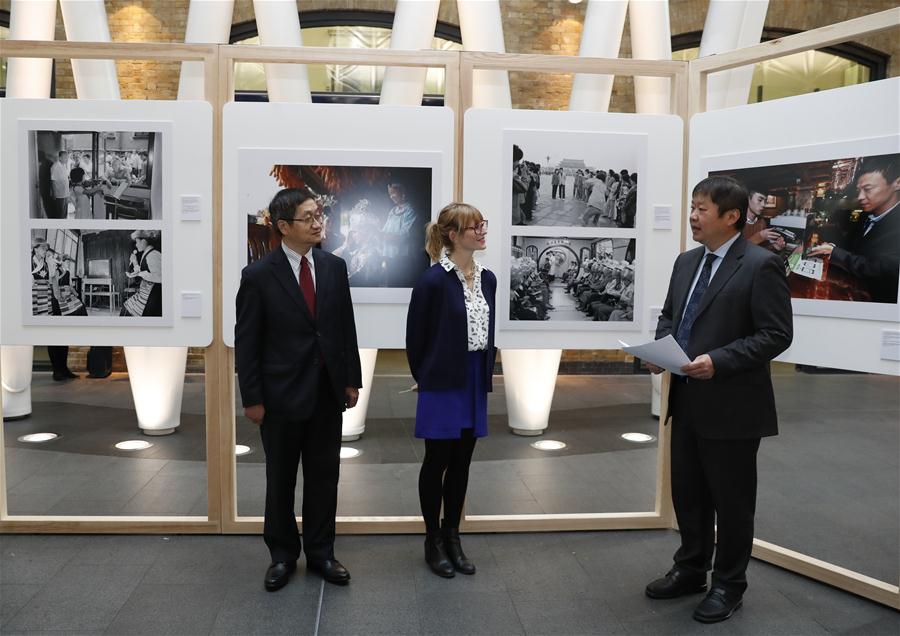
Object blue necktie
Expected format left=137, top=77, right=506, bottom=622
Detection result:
left=675, top=253, right=718, bottom=353
left=863, top=216, right=876, bottom=236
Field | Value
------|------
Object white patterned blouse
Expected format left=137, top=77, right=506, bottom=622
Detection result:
left=440, top=251, right=490, bottom=351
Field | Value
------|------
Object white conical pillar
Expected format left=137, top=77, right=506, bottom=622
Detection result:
left=178, top=0, right=235, bottom=100
left=629, top=0, right=672, bottom=114
left=124, top=347, right=188, bottom=435
left=456, top=0, right=512, bottom=108
left=503, top=349, right=563, bottom=435
left=59, top=0, right=120, bottom=99
left=252, top=0, right=311, bottom=103
left=61, top=0, right=186, bottom=435
left=699, top=0, right=769, bottom=111
left=568, top=0, right=628, bottom=112
left=340, top=348, right=378, bottom=441
left=2, top=0, right=58, bottom=421
left=379, top=0, right=440, bottom=106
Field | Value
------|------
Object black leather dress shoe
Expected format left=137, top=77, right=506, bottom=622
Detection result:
left=693, top=587, right=742, bottom=623
left=264, top=561, right=296, bottom=592
left=308, top=558, right=351, bottom=585
left=645, top=569, right=707, bottom=599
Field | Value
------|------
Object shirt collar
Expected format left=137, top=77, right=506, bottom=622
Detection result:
left=704, top=231, right=741, bottom=260
left=281, top=241, right=313, bottom=267
left=439, top=250, right=483, bottom=275
left=869, top=200, right=899, bottom=223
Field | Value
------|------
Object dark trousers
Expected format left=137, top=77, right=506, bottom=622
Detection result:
left=418, top=428, right=477, bottom=534
left=552, top=184, right=559, bottom=199
left=670, top=383, right=761, bottom=594
left=50, top=197, right=68, bottom=219
left=260, top=369, right=341, bottom=564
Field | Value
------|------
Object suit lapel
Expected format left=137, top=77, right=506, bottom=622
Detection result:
left=692, top=236, right=746, bottom=322
left=270, top=247, right=315, bottom=325
left=673, top=248, right=704, bottom=328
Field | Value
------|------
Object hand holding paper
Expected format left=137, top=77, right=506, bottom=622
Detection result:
left=619, top=335, right=691, bottom=376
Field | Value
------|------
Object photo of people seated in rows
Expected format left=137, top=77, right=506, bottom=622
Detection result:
left=246, top=163, right=432, bottom=288
left=30, top=229, right=163, bottom=319
left=711, top=152, right=899, bottom=305
left=511, top=138, right=638, bottom=228
left=29, top=130, right=161, bottom=221
left=509, top=236, right=636, bottom=323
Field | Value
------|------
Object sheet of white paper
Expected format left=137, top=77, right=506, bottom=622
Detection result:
left=619, top=335, right=691, bottom=375
left=881, top=329, right=900, bottom=362
left=111, top=180, right=129, bottom=199
left=180, top=194, right=202, bottom=222
left=180, top=292, right=202, bottom=318
left=652, top=204, right=672, bottom=230
left=791, top=257, right=824, bottom=280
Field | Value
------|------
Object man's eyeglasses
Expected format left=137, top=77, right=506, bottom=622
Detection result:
left=284, top=213, right=326, bottom=226
left=463, top=220, right=489, bottom=234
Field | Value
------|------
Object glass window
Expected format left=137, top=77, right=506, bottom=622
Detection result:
left=1, top=25, right=9, bottom=92
left=233, top=25, right=462, bottom=97
left=673, top=46, right=872, bottom=103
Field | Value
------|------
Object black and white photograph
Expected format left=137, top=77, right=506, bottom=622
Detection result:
left=28, top=130, right=162, bottom=221
left=509, top=236, right=636, bottom=323
left=242, top=158, right=433, bottom=289
left=29, top=228, right=164, bottom=320
left=508, top=129, right=643, bottom=229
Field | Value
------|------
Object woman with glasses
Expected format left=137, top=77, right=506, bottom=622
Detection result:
left=406, top=203, right=496, bottom=578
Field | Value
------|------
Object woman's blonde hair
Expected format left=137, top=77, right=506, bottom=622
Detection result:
left=425, top=202, right=484, bottom=262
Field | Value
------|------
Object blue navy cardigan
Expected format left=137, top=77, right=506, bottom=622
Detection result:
left=406, top=263, right=497, bottom=392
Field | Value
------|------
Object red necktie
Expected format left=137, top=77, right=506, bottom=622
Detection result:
left=299, top=256, right=316, bottom=318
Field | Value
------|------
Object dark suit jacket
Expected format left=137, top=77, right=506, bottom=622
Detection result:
left=235, top=247, right=363, bottom=421
left=406, top=263, right=497, bottom=392
left=656, top=235, right=793, bottom=439
left=831, top=208, right=900, bottom=304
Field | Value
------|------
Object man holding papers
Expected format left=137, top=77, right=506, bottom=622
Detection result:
left=644, top=176, right=792, bottom=623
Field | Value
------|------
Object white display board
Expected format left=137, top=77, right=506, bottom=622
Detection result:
left=463, top=108, right=684, bottom=349
left=0, top=99, right=214, bottom=347
left=222, top=103, right=455, bottom=348
left=690, top=78, right=900, bottom=375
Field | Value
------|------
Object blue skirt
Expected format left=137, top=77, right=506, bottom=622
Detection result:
left=415, top=350, right=488, bottom=439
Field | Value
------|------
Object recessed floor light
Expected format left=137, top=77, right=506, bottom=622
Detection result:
left=621, top=432, right=656, bottom=443
left=18, top=432, right=58, bottom=443
left=340, top=446, right=361, bottom=459
left=531, top=440, right=567, bottom=451
left=115, top=440, right=153, bottom=451
left=235, top=444, right=252, bottom=456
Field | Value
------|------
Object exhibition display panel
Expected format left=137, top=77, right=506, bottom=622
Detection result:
left=0, top=8, right=898, bottom=609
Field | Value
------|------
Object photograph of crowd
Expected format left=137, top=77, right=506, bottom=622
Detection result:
left=28, top=130, right=161, bottom=221
left=509, top=236, right=636, bottom=324
left=509, top=130, right=641, bottom=229
left=710, top=152, right=899, bottom=306
left=244, top=162, right=432, bottom=289
left=29, top=228, right=164, bottom=320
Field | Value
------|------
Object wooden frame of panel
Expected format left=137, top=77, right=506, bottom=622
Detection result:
left=0, top=40, right=222, bottom=534
left=688, top=7, right=900, bottom=609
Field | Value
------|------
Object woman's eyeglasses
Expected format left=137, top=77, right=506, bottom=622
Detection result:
left=463, top=220, right=489, bottom=235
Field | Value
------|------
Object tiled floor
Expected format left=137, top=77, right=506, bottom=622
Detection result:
left=3, top=366, right=899, bottom=586
left=1, top=530, right=898, bottom=635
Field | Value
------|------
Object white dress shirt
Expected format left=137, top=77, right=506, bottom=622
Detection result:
left=440, top=251, right=490, bottom=351
left=684, top=231, right=741, bottom=304
left=281, top=242, right=316, bottom=290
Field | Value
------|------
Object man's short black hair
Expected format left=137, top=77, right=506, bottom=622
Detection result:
left=70, top=167, right=85, bottom=184
left=857, top=155, right=899, bottom=184
left=268, top=188, right=317, bottom=237
left=692, top=176, right=748, bottom=231
left=513, top=144, right=523, bottom=163
left=745, top=182, right=766, bottom=197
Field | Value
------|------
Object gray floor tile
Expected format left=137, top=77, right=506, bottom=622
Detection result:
left=0, top=548, right=77, bottom=585
left=0, top=584, right=42, bottom=623
left=318, top=593, right=420, bottom=635
left=417, top=589, right=525, bottom=635
left=104, top=583, right=228, bottom=635
left=512, top=596, right=627, bottom=635
left=210, top=582, right=320, bottom=635
left=4, top=564, right=149, bottom=632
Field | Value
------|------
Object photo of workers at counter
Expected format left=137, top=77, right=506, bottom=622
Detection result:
left=711, top=152, right=899, bottom=305
left=29, top=130, right=162, bottom=221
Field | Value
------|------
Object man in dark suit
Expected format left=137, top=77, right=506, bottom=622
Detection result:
left=645, top=176, right=793, bottom=623
left=808, top=156, right=900, bottom=304
left=235, top=188, right=362, bottom=591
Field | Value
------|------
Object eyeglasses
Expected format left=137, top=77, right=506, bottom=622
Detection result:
left=284, top=213, right=326, bottom=226
left=463, top=220, right=489, bottom=234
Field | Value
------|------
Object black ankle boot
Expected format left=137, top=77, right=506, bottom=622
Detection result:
left=441, top=522, right=476, bottom=575
left=424, top=532, right=455, bottom=578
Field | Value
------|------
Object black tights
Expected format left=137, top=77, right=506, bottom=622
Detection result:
left=418, top=429, right=477, bottom=534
